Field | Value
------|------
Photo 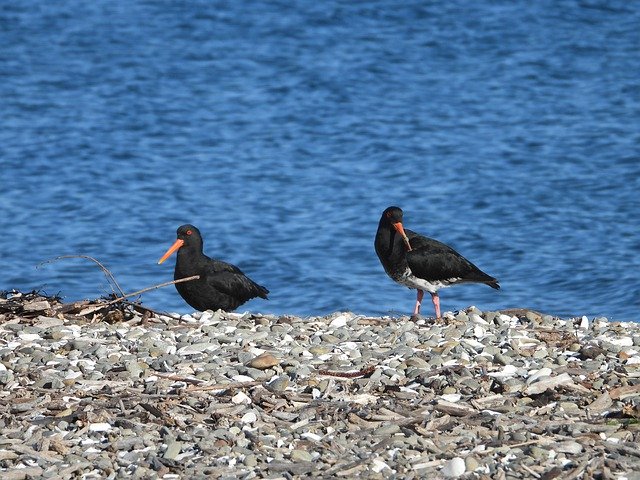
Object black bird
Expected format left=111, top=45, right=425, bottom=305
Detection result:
left=375, top=206, right=499, bottom=318
left=158, top=224, right=268, bottom=311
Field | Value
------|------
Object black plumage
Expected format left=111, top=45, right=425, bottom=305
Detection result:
left=375, top=206, right=499, bottom=318
left=158, top=224, right=268, bottom=312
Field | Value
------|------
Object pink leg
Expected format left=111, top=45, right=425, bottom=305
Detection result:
left=413, top=289, right=424, bottom=316
left=431, top=292, right=441, bottom=319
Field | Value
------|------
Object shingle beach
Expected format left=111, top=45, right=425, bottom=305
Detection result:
left=1, top=291, right=639, bottom=479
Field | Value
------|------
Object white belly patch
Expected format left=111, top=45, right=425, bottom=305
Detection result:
left=397, top=268, right=459, bottom=293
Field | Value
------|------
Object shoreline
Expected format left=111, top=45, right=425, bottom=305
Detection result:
left=1, top=291, right=639, bottom=479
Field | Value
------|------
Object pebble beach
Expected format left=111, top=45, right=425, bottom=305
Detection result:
left=1, top=291, right=639, bottom=479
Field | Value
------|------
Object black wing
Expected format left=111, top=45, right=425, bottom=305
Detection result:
left=405, top=230, right=498, bottom=285
left=204, top=260, right=269, bottom=299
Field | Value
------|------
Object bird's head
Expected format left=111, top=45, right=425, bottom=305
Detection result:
left=382, top=206, right=412, bottom=251
left=158, top=224, right=201, bottom=264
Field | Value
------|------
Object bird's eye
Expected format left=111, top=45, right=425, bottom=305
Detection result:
left=186, top=230, right=192, bottom=235
left=386, top=212, right=392, bottom=218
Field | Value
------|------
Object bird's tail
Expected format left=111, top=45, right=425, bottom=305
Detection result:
left=485, top=279, right=500, bottom=290
left=256, top=284, right=270, bottom=299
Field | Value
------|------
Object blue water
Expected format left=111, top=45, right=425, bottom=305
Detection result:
left=1, top=1, right=639, bottom=321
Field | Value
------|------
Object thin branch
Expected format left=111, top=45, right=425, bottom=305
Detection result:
left=185, top=380, right=263, bottom=392
left=318, top=365, right=376, bottom=378
left=38, top=255, right=126, bottom=297
left=102, top=276, right=199, bottom=305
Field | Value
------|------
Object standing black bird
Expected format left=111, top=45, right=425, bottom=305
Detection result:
left=375, top=206, right=499, bottom=318
left=158, top=224, right=268, bottom=311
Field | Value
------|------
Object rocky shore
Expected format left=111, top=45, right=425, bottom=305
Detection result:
left=1, top=291, right=639, bottom=479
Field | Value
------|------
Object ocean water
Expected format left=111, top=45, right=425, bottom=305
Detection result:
left=1, top=1, right=639, bottom=320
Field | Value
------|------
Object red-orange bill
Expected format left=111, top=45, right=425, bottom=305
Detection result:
left=392, top=222, right=412, bottom=251
left=158, top=239, right=184, bottom=264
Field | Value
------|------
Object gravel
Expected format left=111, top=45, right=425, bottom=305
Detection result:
left=1, top=291, right=639, bottom=479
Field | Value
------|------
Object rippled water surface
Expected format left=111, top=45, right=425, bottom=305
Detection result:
left=1, top=1, right=639, bottom=320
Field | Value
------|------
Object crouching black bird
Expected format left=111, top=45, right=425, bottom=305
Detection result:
left=375, top=206, right=499, bottom=318
left=158, top=224, right=268, bottom=311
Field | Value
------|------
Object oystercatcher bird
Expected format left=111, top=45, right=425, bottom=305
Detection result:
left=158, top=224, right=268, bottom=312
left=375, top=206, right=499, bottom=319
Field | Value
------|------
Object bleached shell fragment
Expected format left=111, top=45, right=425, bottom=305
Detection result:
left=89, top=423, right=112, bottom=432
left=329, top=314, right=349, bottom=328
left=342, top=394, right=378, bottom=405
left=65, top=371, right=82, bottom=380
left=232, top=392, right=252, bottom=405
left=440, top=393, right=461, bottom=403
left=176, top=343, right=218, bottom=355
left=231, top=375, right=255, bottom=383
left=441, top=457, right=466, bottom=478
left=602, top=336, right=633, bottom=347
left=470, top=313, right=488, bottom=325
left=487, top=364, right=518, bottom=378
left=462, top=339, right=485, bottom=350
left=579, top=316, right=589, bottom=329
left=526, top=367, right=553, bottom=384
left=524, top=373, right=574, bottom=395
left=372, top=458, right=391, bottom=473
left=18, top=333, right=43, bottom=342
left=473, top=325, right=485, bottom=338
left=241, top=411, right=257, bottom=424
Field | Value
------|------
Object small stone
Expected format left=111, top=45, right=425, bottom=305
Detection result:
left=525, top=311, right=541, bottom=322
left=526, top=367, right=552, bottom=384
left=34, top=316, right=64, bottom=328
left=309, top=346, right=330, bottom=356
left=406, top=356, right=429, bottom=369
left=163, top=438, right=183, bottom=460
left=290, top=449, right=313, bottom=462
left=265, top=375, right=289, bottom=392
left=529, top=446, right=549, bottom=460
left=248, top=352, right=279, bottom=370
left=588, top=392, right=613, bottom=414
left=493, top=353, right=512, bottom=366
left=555, top=441, right=582, bottom=455
left=375, top=424, right=401, bottom=436
left=524, top=373, right=574, bottom=395
left=34, top=376, right=65, bottom=389
left=320, top=334, right=340, bottom=343
left=0, top=450, right=18, bottom=461
left=244, top=454, right=258, bottom=467
left=126, top=361, right=146, bottom=378
left=465, top=456, right=479, bottom=472
left=1, top=467, right=44, bottom=480
left=23, top=300, right=51, bottom=312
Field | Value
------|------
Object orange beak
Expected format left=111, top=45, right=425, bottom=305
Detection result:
left=392, top=222, right=412, bottom=251
left=158, top=238, right=184, bottom=264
